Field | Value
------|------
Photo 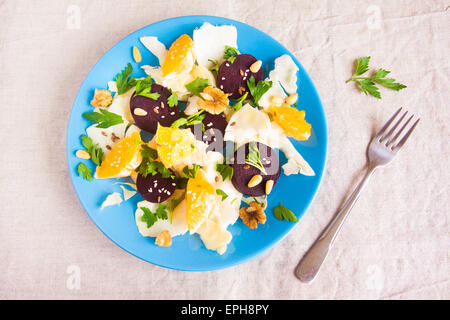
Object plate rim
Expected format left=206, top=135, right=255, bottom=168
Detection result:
left=66, top=15, right=328, bottom=271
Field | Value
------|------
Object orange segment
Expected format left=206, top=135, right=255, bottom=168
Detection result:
left=95, top=132, right=142, bottom=179
left=186, top=171, right=216, bottom=233
left=161, top=34, right=194, bottom=76
left=270, top=105, right=312, bottom=140
left=154, top=125, right=195, bottom=168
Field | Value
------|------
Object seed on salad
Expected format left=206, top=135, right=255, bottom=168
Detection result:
left=200, top=92, right=214, bottom=101
left=250, top=60, right=262, bottom=73
left=248, top=175, right=262, bottom=188
left=285, top=93, right=298, bottom=105
left=265, top=179, right=274, bottom=195
left=132, top=46, right=142, bottom=63
left=76, top=150, right=90, bottom=160
left=153, top=107, right=159, bottom=114
left=133, top=108, right=148, bottom=116
left=243, top=164, right=250, bottom=170
left=270, top=95, right=284, bottom=106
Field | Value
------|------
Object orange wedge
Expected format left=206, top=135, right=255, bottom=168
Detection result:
left=161, top=34, right=194, bottom=76
left=270, top=106, right=312, bottom=141
left=95, top=132, right=142, bottom=179
left=154, top=125, right=196, bottom=168
left=186, top=171, right=216, bottom=233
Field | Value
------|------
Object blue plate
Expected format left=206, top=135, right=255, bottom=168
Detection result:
left=66, top=15, right=327, bottom=271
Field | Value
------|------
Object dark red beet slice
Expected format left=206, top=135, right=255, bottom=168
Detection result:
left=136, top=172, right=177, bottom=203
left=231, top=142, right=280, bottom=196
left=217, top=54, right=263, bottom=100
left=130, top=84, right=180, bottom=133
left=188, top=112, right=228, bottom=152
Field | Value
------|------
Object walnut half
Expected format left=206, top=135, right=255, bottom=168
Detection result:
left=239, top=201, right=266, bottom=229
left=155, top=230, right=172, bottom=247
left=91, top=89, right=113, bottom=108
left=197, top=86, right=229, bottom=114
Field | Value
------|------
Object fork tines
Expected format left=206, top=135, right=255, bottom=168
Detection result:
left=377, top=107, right=420, bottom=150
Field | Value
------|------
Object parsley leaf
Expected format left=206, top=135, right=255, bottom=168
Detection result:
left=215, top=163, right=234, bottom=181
left=247, top=76, right=272, bottom=104
left=82, top=109, right=124, bottom=128
left=171, top=110, right=205, bottom=128
left=77, top=163, right=92, bottom=181
left=230, top=92, right=248, bottom=111
left=140, top=204, right=169, bottom=228
left=216, top=189, right=228, bottom=201
left=245, top=142, right=267, bottom=174
left=185, top=78, right=209, bottom=97
left=167, top=92, right=178, bottom=107
left=136, top=144, right=173, bottom=179
left=135, top=76, right=160, bottom=100
left=116, top=63, right=137, bottom=95
left=208, top=59, right=221, bottom=73
left=140, top=144, right=158, bottom=160
left=346, top=57, right=407, bottom=99
left=182, top=164, right=200, bottom=179
left=223, top=46, right=239, bottom=63
left=80, top=134, right=104, bottom=166
left=273, top=203, right=298, bottom=222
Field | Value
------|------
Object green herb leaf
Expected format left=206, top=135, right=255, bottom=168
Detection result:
left=135, top=76, right=160, bottom=100
left=185, top=78, right=209, bottom=97
left=245, top=141, right=267, bottom=174
left=216, top=189, right=228, bottom=201
left=170, top=110, right=205, bottom=128
left=223, top=46, right=239, bottom=63
left=346, top=57, right=407, bottom=99
left=182, top=164, right=200, bottom=179
left=140, top=144, right=158, bottom=160
left=273, top=203, right=298, bottom=222
left=77, top=163, right=92, bottom=181
left=247, top=76, right=272, bottom=104
left=208, top=59, right=221, bottom=73
left=140, top=204, right=169, bottom=228
left=354, top=56, right=371, bottom=76
left=80, top=135, right=103, bottom=166
left=231, top=92, right=248, bottom=111
left=176, top=177, right=189, bottom=189
left=167, top=92, right=178, bottom=107
left=82, top=109, right=124, bottom=129
left=137, top=160, right=173, bottom=179
left=215, top=163, right=234, bottom=181
left=116, top=63, right=137, bottom=95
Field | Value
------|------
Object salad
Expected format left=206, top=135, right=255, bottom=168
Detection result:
left=75, top=22, right=315, bottom=255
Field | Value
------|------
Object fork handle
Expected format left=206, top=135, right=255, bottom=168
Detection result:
left=295, top=165, right=377, bottom=283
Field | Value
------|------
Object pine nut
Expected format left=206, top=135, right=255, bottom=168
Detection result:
left=265, top=180, right=274, bottom=195
left=248, top=175, right=262, bottom=188
left=132, top=46, right=142, bottom=63
left=270, top=95, right=284, bottom=106
left=134, top=108, right=148, bottom=116
left=285, top=93, right=298, bottom=105
left=76, top=150, right=90, bottom=160
left=249, top=60, right=262, bottom=73
left=200, top=92, right=214, bottom=101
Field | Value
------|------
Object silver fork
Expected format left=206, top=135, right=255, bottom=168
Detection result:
left=294, top=107, right=420, bottom=283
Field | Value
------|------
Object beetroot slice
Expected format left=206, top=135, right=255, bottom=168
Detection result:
left=231, top=142, right=280, bottom=197
left=188, top=112, right=228, bottom=152
left=136, top=172, right=177, bottom=203
left=130, top=84, right=180, bottom=134
left=217, top=54, right=263, bottom=100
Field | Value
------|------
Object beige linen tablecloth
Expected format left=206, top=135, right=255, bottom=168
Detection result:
left=0, top=0, right=448, bottom=299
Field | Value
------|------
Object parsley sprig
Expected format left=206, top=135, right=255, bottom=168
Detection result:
left=230, top=92, right=248, bottom=111
left=245, top=142, right=267, bottom=174
left=167, top=91, right=178, bottom=107
left=215, top=163, right=234, bottom=181
left=77, top=163, right=92, bottom=181
left=171, top=110, right=205, bottom=129
left=185, top=78, right=209, bottom=97
left=82, top=109, right=124, bottom=129
left=346, top=56, right=407, bottom=99
left=116, top=63, right=137, bottom=95
left=140, top=204, right=168, bottom=228
left=136, top=144, right=173, bottom=179
left=80, top=134, right=103, bottom=166
left=273, top=203, right=298, bottom=222
left=181, top=164, right=200, bottom=179
left=247, top=76, right=272, bottom=104
left=216, top=189, right=228, bottom=201
left=135, top=76, right=160, bottom=100
left=223, top=46, right=239, bottom=63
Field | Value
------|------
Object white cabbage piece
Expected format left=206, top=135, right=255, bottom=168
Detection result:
left=193, top=22, right=238, bottom=69
left=139, top=36, right=167, bottom=66
left=101, top=192, right=123, bottom=210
